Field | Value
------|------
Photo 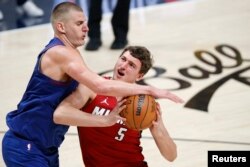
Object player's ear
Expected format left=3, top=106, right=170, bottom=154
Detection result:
left=136, top=73, right=144, bottom=81
left=56, top=22, right=66, bottom=34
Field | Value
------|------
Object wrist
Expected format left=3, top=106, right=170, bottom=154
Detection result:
left=101, top=117, right=110, bottom=127
left=147, top=85, right=154, bottom=95
left=93, top=115, right=108, bottom=127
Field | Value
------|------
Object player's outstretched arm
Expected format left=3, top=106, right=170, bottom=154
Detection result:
left=62, top=50, right=184, bottom=102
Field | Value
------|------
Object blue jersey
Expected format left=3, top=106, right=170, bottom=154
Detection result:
left=6, top=38, right=78, bottom=149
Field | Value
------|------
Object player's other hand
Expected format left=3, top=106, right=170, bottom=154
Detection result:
left=105, top=99, right=126, bottom=126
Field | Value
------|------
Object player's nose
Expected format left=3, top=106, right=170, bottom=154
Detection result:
left=83, top=23, right=89, bottom=32
left=120, top=62, right=128, bottom=69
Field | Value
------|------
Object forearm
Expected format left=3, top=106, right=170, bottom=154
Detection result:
left=67, top=64, right=152, bottom=97
left=54, top=106, right=108, bottom=127
left=151, top=128, right=177, bottom=162
left=100, top=79, right=152, bottom=97
left=80, top=72, right=153, bottom=97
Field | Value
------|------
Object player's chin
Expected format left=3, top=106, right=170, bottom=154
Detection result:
left=78, top=37, right=85, bottom=44
left=76, top=40, right=85, bottom=47
left=81, top=38, right=86, bottom=44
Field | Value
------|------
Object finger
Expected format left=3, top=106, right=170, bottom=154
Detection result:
left=117, top=105, right=126, bottom=114
left=118, top=116, right=126, bottom=122
left=118, top=99, right=127, bottom=106
left=155, top=102, right=162, bottom=115
left=152, top=120, right=158, bottom=126
left=156, top=110, right=161, bottom=117
left=156, top=102, right=160, bottom=111
left=174, top=96, right=184, bottom=103
left=166, top=92, right=184, bottom=103
left=116, top=96, right=125, bottom=101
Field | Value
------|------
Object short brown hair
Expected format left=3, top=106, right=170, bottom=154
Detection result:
left=121, top=46, right=154, bottom=74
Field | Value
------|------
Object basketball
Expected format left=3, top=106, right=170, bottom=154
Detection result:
left=120, top=94, right=157, bottom=131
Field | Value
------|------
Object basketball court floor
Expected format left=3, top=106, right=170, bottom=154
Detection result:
left=1, top=0, right=250, bottom=166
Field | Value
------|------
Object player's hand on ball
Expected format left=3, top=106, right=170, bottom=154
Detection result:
left=120, top=95, right=157, bottom=130
left=106, top=99, right=126, bottom=126
left=150, top=103, right=165, bottom=132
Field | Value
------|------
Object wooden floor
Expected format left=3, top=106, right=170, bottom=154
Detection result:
left=1, top=0, right=250, bottom=166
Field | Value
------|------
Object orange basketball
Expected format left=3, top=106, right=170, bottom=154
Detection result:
left=120, top=94, right=157, bottom=131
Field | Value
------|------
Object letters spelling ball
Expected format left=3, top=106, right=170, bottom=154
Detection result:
left=120, top=94, right=157, bottom=131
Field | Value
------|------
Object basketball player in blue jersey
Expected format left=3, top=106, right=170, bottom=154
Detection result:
left=2, top=2, right=183, bottom=167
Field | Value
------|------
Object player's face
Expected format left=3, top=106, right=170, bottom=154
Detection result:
left=113, top=51, right=143, bottom=83
left=64, top=10, right=89, bottom=48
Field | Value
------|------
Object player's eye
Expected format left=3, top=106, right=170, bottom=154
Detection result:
left=129, top=63, right=136, bottom=69
left=121, top=57, right=126, bottom=61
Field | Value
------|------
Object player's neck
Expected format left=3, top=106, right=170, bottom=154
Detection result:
left=54, top=35, right=76, bottom=49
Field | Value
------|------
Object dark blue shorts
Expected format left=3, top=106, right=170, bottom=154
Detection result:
left=2, top=130, right=59, bottom=167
